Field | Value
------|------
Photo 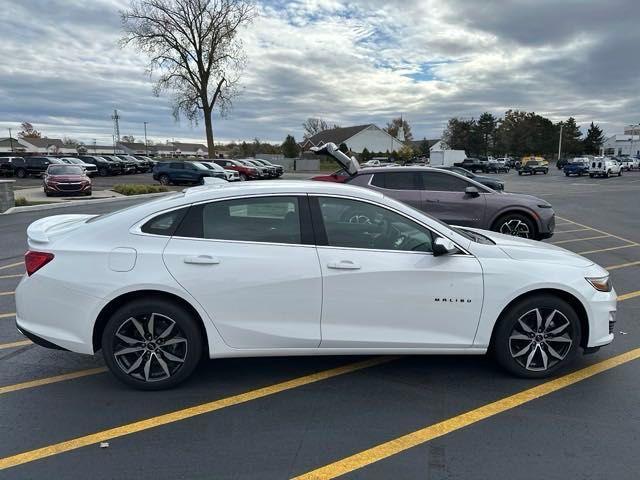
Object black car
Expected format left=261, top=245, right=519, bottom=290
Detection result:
left=152, top=161, right=226, bottom=185
left=0, top=156, right=25, bottom=177
left=435, top=166, right=504, bottom=191
left=117, top=155, right=149, bottom=173
left=12, top=156, right=64, bottom=178
left=79, top=155, right=123, bottom=176
left=518, top=161, right=549, bottom=175
left=453, top=157, right=488, bottom=173
left=556, top=158, right=569, bottom=169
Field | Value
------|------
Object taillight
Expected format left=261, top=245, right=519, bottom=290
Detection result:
left=25, top=251, right=54, bottom=276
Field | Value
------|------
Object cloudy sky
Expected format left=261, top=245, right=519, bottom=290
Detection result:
left=1, top=0, right=639, bottom=145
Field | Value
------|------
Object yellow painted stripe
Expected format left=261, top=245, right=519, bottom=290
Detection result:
left=293, top=348, right=640, bottom=480
left=0, top=261, right=22, bottom=271
left=618, top=290, right=640, bottom=302
left=0, top=274, right=22, bottom=280
left=578, top=244, right=639, bottom=255
left=606, top=260, right=640, bottom=271
left=553, top=227, right=592, bottom=234
left=0, top=340, right=32, bottom=350
left=0, top=357, right=392, bottom=471
left=556, top=216, right=637, bottom=245
left=551, top=234, right=610, bottom=245
left=0, top=312, right=16, bottom=319
left=0, top=367, right=108, bottom=396
left=0, top=291, right=14, bottom=296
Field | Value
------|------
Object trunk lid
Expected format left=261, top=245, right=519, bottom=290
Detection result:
left=27, top=214, right=97, bottom=244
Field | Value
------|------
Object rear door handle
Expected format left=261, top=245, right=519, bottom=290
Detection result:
left=327, top=260, right=361, bottom=270
left=184, top=255, right=220, bottom=265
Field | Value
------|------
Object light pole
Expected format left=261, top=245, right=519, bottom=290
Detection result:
left=8, top=128, right=14, bottom=153
left=557, top=123, right=563, bottom=161
left=143, top=122, right=148, bottom=156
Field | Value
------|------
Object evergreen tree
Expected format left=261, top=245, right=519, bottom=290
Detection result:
left=583, top=122, right=605, bottom=155
left=477, top=112, right=497, bottom=157
left=281, top=135, right=299, bottom=158
left=560, top=117, right=583, bottom=156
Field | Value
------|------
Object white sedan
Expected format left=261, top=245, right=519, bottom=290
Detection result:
left=15, top=181, right=616, bottom=389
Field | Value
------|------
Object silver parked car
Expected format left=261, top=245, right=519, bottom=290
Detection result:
left=312, top=143, right=556, bottom=240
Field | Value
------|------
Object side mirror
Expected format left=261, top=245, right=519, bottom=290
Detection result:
left=465, top=186, right=480, bottom=197
left=433, top=237, right=458, bottom=256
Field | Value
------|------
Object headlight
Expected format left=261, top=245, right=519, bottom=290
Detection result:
left=586, top=276, right=612, bottom=292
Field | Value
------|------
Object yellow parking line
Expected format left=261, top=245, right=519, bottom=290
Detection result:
left=556, top=216, right=637, bottom=245
left=606, top=260, right=640, bottom=271
left=0, top=261, right=22, bottom=271
left=553, top=228, right=592, bottom=234
left=0, top=312, right=16, bottom=319
left=0, top=274, right=22, bottom=280
left=0, top=356, right=393, bottom=471
left=292, top=348, right=640, bottom=480
left=0, top=291, right=14, bottom=296
left=0, top=367, right=108, bottom=396
left=578, top=244, right=639, bottom=255
left=551, top=235, right=610, bottom=245
left=0, top=340, right=32, bottom=350
left=618, top=290, right=640, bottom=302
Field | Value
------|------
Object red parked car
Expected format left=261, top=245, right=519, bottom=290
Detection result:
left=213, top=159, right=260, bottom=181
left=310, top=169, right=350, bottom=182
left=43, top=164, right=92, bottom=197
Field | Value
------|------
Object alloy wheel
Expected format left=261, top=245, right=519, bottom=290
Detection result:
left=508, top=307, right=573, bottom=372
left=112, top=313, right=188, bottom=382
left=499, top=219, right=531, bottom=238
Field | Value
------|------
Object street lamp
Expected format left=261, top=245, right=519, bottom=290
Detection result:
left=557, top=123, right=563, bottom=161
left=143, top=122, right=148, bottom=156
left=8, top=128, right=14, bottom=153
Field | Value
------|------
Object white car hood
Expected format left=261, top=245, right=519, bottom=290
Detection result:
left=463, top=228, right=594, bottom=267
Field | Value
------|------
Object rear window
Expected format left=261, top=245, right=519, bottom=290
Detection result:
left=141, top=207, right=188, bottom=236
left=420, top=172, right=470, bottom=192
left=371, top=172, right=419, bottom=190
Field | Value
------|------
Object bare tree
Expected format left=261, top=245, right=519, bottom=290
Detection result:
left=18, top=122, right=41, bottom=138
left=120, top=0, right=256, bottom=154
left=302, top=117, right=340, bottom=140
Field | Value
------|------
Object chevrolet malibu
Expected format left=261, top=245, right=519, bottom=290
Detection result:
left=15, top=181, right=616, bottom=389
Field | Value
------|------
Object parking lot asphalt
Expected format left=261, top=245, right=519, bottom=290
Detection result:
left=1, top=168, right=639, bottom=479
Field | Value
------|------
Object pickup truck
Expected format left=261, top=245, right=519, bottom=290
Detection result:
left=563, top=159, right=589, bottom=176
left=518, top=160, right=549, bottom=175
left=453, top=157, right=487, bottom=173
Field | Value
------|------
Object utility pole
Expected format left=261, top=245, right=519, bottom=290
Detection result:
left=144, top=122, right=148, bottom=156
left=92, top=139, right=97, bottom=155
left=557, top=123, right=563, bottom=161
left=8, top=128, right=14, bottom=153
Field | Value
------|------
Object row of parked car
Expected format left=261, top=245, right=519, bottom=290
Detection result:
left=151, top=158, right=285, bottom=185
left=0, top=154, right=156, bottom=178
left=560, top=156, right=638, bottom=177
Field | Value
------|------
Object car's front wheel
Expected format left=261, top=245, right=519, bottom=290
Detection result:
left=102, top=299, right=203, bottom=390
left=494, top=213, right=535, bottom=239
left=493, top=294, right=581, bottom=378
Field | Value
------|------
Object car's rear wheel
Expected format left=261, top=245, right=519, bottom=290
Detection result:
left=98, top=167, right=108, bottom=177
left=493, top=294, right=581, bottom=378
left=239, top=173, right=247, bottom=181
left=102, top=299, right=203, bottom=390
left=15, top=168, right=26, bottom=178
left=158, top=174, right=171, bottom=185
left=494, top=213, right=535, bottom=239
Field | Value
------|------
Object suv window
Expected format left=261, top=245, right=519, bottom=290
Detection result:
left=169, top=162, right=183, bottom=169
left=370, top=171, right=420, bottom=190
left=182, top=196, right=303, bottom=244
left=420, top=172, right=470, bottom=192
left=317, top=197, right=433, bottom=252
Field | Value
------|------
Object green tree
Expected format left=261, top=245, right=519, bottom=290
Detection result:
left=477, top=112, right=497, bottom=157
left=385, top=117, right=413, bottom=141
left=281, top=135, right=299, bottom=158
left=338, top=142, right=349, bottom=154
left=442, top=118, right=481, bottom=155
left=559, top=117, right=583, bottom=156
left=360, top=147, right=372, bottom=162
left=582, top=122, right=605, bottom=155
left=418, top=138, right=431, bottom=156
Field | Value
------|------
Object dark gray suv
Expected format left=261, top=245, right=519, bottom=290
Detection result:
left=313, top=143, right=555, bottom=240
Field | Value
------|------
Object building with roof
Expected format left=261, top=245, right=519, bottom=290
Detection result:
left=601, top=134, right=640, bottom=157
left=118, top=142, right=156, bottom=156
left=153, top=142, right=208, bottom=157
left=0, top=137, right=28, bottom=153
left=299, top=124, right=406, bottom=153
left=18, top=137, right=78, bottom=155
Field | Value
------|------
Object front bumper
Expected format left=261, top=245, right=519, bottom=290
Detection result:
left=585, top=288, right=617, bottom=348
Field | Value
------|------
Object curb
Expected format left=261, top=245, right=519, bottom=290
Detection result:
left=3, top=192, right=172, bottom=215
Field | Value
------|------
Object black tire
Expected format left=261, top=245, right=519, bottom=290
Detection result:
left=101, top=298, right=203, bottom=390
left=492, top=294, right=581, bottom=378
left=543, top=169, right=548, bottom=174
left=518, top=171, right=522, bottom=176
left=618, top=170, right=622, bottom=176
left=493, top=212, right=536, bottom=239
left=158, top=174, right=171, bottom=186
left=589, top=173, right=594, bottom=178
left=99, top=167, right=108, bottom=177
left=239, top=173, right=247, bottom=181
left=565, top=172, right=569, bottom=177
left=16, top=168, right=26, bottom=178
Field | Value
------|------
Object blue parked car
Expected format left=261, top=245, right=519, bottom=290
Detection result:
left=153, top=161, right=226, bottom=185
left=563, top=158, right=590, bottom=177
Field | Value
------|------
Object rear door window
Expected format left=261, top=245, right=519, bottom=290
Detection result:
left=420, top=172, right=471, bottom=192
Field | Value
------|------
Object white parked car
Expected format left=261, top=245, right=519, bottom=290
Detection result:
left=618, top=157, right=638, bottom=171
left=589, top=157, right=622, bottom=178
left=15, top=181, right=616, bottom=389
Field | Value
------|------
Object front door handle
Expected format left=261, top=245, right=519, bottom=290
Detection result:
left=184, top=255, right=220, bottom=265
left=327, top=260, right=361, bottom=270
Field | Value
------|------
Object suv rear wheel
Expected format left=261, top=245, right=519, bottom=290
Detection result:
left=158, top=174, right=171, bottom=185
left=15, top=168, right=26, bottom=178
left=493, top=294, right=581, bottom=378
left=101, top=298, right=203, bottom=390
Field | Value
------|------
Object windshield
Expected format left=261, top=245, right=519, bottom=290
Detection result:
left=48, top=165, right=84, bottom=175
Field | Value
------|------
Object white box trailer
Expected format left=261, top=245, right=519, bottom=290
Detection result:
left=429, top=149, right=466, bottom=167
